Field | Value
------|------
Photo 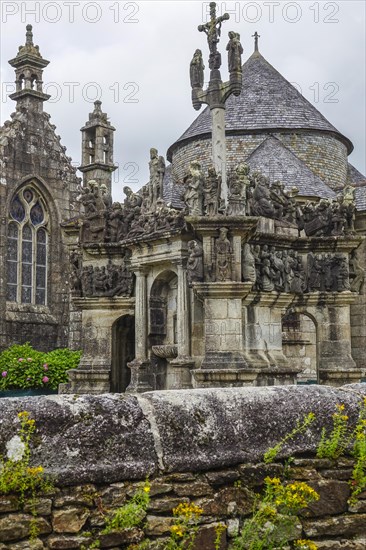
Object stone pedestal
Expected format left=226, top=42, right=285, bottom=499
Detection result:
left=167, top=358, right=195, bottom=389
left=256, top=367, right=302, bottom=386
left=59, top=368, right=110, bottom=394
left=243, top=293, right=294, bottom=370
left=126, top=359, right=153, bottom=393
left=194, top=282, right=253, bottom=370
left=192, top=368, right=258, bottom=388
left=319, top=368, right=363, bottom=387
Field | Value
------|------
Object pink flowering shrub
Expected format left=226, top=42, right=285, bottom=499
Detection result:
left=0, top=343, right=81, bottom=391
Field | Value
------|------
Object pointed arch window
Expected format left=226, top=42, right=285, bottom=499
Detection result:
left=7, top=186, right=49, bottom=305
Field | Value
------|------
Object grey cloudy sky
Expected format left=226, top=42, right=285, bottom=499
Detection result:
left=1, top=0, right=365, bottom=202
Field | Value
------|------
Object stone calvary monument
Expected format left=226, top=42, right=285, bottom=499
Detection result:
left=1, top=6, right=366, bottom=395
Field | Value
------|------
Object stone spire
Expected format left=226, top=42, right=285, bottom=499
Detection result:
left=79, top=101, right=117, bottom=194
left=8, top=25, right=50, bottom=112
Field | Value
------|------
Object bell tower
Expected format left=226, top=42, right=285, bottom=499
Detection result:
left=8, top=25, right=50, bottom=113
left=79, top=100, right=117, bottom=194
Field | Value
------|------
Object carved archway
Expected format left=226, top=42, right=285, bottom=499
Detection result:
left=111, top=314, right=135, bottom=393
left=282, top=310, right=318, bottom=383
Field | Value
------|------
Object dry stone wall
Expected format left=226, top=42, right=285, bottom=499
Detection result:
left=0, top=385, right=365, bottom=549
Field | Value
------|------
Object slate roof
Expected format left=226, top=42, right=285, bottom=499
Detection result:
left=167, top=51, right=353, bottom=161
left=354, top=185, right=366, bottom=212
left=162, top=165, right=185, bottom=209
left=347, top=162, right=366, bottom=185
left=245, top=136, right=336, bottom=199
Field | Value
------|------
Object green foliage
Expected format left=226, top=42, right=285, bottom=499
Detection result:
left=264, top=413, right=316, bottom=464
left=0, top=411, right=54, bottom=539
left=102, top=481, right=151, bottom=534
left=349, top=398, right=366, bottom=501
left=316, top=403, right=351, bottom=460
left=232, top=477, right=319, bottom=550
left=0, top=343, right=81, bottom=390
left=165, top=502, right=204, bottom=550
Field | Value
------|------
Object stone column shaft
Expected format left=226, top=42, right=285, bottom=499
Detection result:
left=135, top=270, right=148, bottom=361
left=176, top=263, right=190, bottom=357
left=211, top=107, right=227, bottom=206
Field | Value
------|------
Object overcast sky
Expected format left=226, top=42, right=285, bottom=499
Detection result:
left=1, top=1, right=365, bottom=201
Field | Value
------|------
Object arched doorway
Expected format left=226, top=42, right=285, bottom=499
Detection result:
left=282, top=311, right=318, bottom=383
left=111, top=315, right=135, bottom=392
left=149, top=271, right=178, bottom=390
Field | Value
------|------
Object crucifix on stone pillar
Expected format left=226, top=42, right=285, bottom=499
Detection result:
left=190, top=1, right=243, bottom=208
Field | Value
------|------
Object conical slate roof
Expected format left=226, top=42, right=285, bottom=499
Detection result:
left=167, top=50, right=353, bottom=160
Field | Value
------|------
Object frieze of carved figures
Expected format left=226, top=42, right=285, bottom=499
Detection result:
left=300, top=187, right=356, bottom=238
left=252, top=245, right=306, bottom=294
left=215, top=227, right=233, bottom=281
left=79, top=179, right=111, bottom=243
left=187, top=239, right=204, bottom=285
left=307, top=253, right=350, bottom=292
left=349, top=250, right=365, bottom=294
left=79, top=258, right=134, bottom=298
left=78, top=151, right=185, bottom=244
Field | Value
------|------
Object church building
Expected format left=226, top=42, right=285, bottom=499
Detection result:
left=1, top=14, right=365, bottom=395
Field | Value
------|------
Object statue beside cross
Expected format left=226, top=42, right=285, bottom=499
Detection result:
left=189, top=2, right=243, bottom=208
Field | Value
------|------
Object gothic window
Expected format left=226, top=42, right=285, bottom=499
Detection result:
left=7, top=186, right=49, bottom=305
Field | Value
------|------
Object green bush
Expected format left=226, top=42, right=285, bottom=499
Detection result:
left=0, top=343, right=81, bottom=391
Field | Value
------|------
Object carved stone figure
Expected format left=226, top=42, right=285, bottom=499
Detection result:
left=250, top=173, right=275, bottom=218
left=184, top=161, right=204, bottom=216
left=190, top=49, right=205, bottom=89
left=307, top=253, right=322, bottom=292
left=242, top=243, right=256, bottom=283
left=269, top=181, right=287, bottom=220
left=100, top=183, right=112, bottom=209
left=261, top=258, right=275, bottom=291
left=226, top=31, right=243, bottom=73
left=227, top=163, right=249, bottom=215
left=335, top=254, right=351, bottom=292
left=350, top=250, right=365, bottom=293
left=70, top=249, right=82, bottom=295
left=203, top=166, right=220, bottom=216
left=290, top=257, right=306, bottom=294
left=148, top=148, right=165, bottom=206
left=81, top=265, right=94, bottom=296
left=187, top=240, right=204, bottom=284
left=215, top=227, right=232, bottom=281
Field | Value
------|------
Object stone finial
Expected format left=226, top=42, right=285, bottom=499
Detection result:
left=252, top=31, right=260, bottom=52
left=93, top=100, right=102, bottom=114
left=26, top=24, right=33, bottom=45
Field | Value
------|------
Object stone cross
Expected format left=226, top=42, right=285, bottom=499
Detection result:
left=198, top=2, right=230, bottom=70
left=190, top=2, right=243, bottom=208
left=252, top=32, right=260, bottom=52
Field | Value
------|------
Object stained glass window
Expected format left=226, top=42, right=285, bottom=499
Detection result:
left=6, top=186, right=48, bottom=305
